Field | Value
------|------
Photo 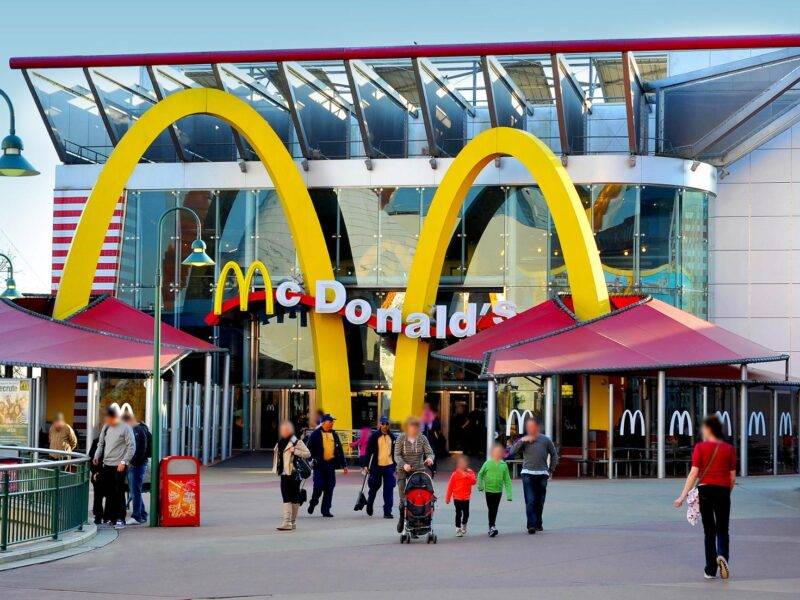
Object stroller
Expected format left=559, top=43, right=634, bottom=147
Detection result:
left=399, top=470, right=437, bottom=544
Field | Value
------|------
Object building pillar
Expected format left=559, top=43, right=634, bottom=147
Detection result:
left=607, top=381, right=614, bottom=480
left=486, top=379, right=496, bottom=460
left=581, top=375, right=589, bottom=469
left=740, top=364, right=748, bottom=478
left=202, top=353, right=212, bottom=465
left=85, top=372, right=99, bottom=453
left=221, top=353, right=231, bottom=461
left=144, top=377, right=153, bottom=431
left=191, top=382, right=201, bottom=459
left=544, top=376, right=554, bottom=438
left=772, top=389, right=778, bottom=476
left=180, top=381, right=188, bottom=455
left=702, top=386, right=708, bottom=418
left=657, top=370, right=666, bottom=479
left=170, top=361, right=181, bottom=456
left=212, top=384, right=220, bottom=462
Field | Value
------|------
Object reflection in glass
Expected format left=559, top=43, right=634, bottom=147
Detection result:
left=416, top=62, right=466, bottom=157
left=337, top=188, right=379, bottom=285
left=679, top=190, right=708, bottom=317
left=349, top=64, right=408, bottom=158
left=593, top=184, right=637, bottom=294
left=506, top=187, right=549, bottom=293
left=463, top=187, right=507, bottom=286
left=639, top=186, right=678, bottom=296
left=378, top=188, right=421, bottom=286
left=258, top=306, right=315, bottom=386
left=255, top=190, right=297, bottom=280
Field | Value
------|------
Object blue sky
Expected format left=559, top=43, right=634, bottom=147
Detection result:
left=0, top=0, right=798, bottom=292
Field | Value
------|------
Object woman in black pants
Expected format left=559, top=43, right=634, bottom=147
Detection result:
left=674, top=415, right=737, bottom=580
left=273, top=421, right=311, bottom=531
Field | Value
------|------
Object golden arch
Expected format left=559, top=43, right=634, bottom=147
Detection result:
left=53, top=88, right=353, bottom=428
left=389, top=127, right=610, bottom=421
left=214, top=260, right=275, bottom=315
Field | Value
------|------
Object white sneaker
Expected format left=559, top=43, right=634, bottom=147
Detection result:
left=717, top=556, right=730, bottom=580
left=461, top=525, right=467, bottom=536
left=704, top=572, right=716, bottom=580
left=114, top=520, right=126, bottom=530
left=455, top=526, right=464, bottom=537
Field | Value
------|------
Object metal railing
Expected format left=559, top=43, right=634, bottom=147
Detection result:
left=0, top=446, right=90, bottom=551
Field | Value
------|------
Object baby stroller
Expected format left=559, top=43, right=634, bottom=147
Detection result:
left=400, top=470, right=437, bottom=544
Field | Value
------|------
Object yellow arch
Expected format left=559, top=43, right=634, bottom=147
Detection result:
left=53, top=88, right=353, bottom=428
left=390, top=127, right=610, bottom=421
left=213, top=260, right=275, bottom=315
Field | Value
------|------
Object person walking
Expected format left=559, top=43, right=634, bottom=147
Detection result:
left=93, top=405, right=135, bottom=530
left=674, top=415, right=736, bottom=580
left=273, top=421, right=311, bottom=531
left=306, top=414, right=347, bottom=517
left=477, top=443, right=513, bottom=537
left=364, top=416, right=396, bottom=518
left=506, top=417, right=558, bottom=534
left=445, top=455, right=477, bottom=537
left=393, top=416, right=434, bottom=533
left=48, top=412, right=78, bottom=459
left=122, top=408, right=151, bottom=524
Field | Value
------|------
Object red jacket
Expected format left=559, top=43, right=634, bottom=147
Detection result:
left=446, top=468, right=477, bottom=502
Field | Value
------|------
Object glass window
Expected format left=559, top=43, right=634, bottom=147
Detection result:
left=416, top=63, right=466, bottom=157
left=257, top=306, right=315, bottom=386
left=309, top=189, right=341, bottom=277
left=378, top=188, right=421, bottom=286
left=592, top=184, right=638, bottom=294
left=422, top=187, right=463, bottom=285
left=463, top=186, right=506, bottom=287
left=337, top=188, right=379, bottom=285
left=255, top=190, right=297, bottom=280
left=679, top=190, right=708, bottom=318
left=639, top=186, right=679, bottom=299
left=505, top=186, right=549, bottom=307
left=136, top=190, right=178, bottom=313
left=176, top=190, right=215, bottom=326
left=349, top=64, right=408, bottom=158
left=549, top=185, right=591, bottom=292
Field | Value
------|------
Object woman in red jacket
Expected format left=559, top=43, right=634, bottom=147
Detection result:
left=674, top=415, right=736, bottom=580
left=445, top=455, right=477, bottom=537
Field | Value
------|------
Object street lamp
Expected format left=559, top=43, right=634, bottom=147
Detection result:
left=0, top=89, right=39, bottom=177
left=0, top=253, right=22, bottom=299
left=150, top=207, right=214, bottom=526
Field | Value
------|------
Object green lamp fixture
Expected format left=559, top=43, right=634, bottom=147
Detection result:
left=0, top=89, right=39, bottom=177
left=182, top=238, right=215, bottom=267
left=0, top=254, right=22, bottom=299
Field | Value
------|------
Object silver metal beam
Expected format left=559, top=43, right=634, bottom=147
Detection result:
left=621, top=52, right=647, bottom=155
left=221, top=353, right=231, bottom=461
left=21, top=70, right=69, bottom=163
left=191, top=382, right=200, bottom=459
left=486, top=379, right=496, bottom=460
left=740, top=364, right=748, bottom=478
left=608, top=382, right=614, bottom=480
left=581, top=375, right=589, bottom=471
left=343, top=60, right=376, bottom=160
left=85, top=373, right=97, bottom=453
left=720, top=102, right=800, bottom=166
left=544, top=376, right=554, bottom=438
left=145, top=66, right=188, bottom=162
left=550, top=53, right=590, bottom=155
left=202, top=353, right=212, bottom=465
left=481, top=55, right=532, bottom=129
left=82, top=67, right=118, bottom=146
left=702, top=386, right=708, bottom=418
left=170, top=362, right=181, bottom=456
left=217, top=63, right=289, bottom=110
left=347, top=60, right=418, bottom=115
left=657, top=370, right=666, bottom=479
left=772, top=389, right=779, bottom=476
left=212, top=384, right=220, bottom=463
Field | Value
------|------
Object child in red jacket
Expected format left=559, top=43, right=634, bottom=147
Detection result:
left=445, top=455, right=477, bottom=537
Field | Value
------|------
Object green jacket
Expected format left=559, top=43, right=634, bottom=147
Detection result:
left=477, top=459, right=512, bottom=500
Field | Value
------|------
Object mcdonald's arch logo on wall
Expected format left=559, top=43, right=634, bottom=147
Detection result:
left=669, top=410, right=693, bottom=436
left=51, top=88, right=610, bottom=429
left=748, top=411, right=766, bottom=436
left=619, top=409, right=645, bottom=436
left=715, top=410, right=732, bottom=437
left=779, top=412, right=793, bottom=436
left=506, top=409, right=534, bottom=437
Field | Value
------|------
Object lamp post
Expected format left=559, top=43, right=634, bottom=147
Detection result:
left=0, top=89, right=39, bottom=177
left=0, top=253, right=22, bottom=299
left=150, top=207, right=214, bottom=527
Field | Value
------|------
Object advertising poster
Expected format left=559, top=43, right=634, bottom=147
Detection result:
left=0, top=379, right=31, bottom=446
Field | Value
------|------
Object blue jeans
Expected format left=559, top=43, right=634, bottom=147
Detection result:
left=521, top=474, right=548, bottom=529
left=367, top=464, right=396, bottom=515
left=128, top=464, right=148, bottom=522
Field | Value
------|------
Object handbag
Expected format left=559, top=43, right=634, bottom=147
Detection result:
left=686, top=443, right=720, bottom=526
left=293, top=455, right=312, bottom=480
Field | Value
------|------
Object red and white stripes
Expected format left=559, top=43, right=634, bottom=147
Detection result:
left=51, top=190, right=126, bottom=294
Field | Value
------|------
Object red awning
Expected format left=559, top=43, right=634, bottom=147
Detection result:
left=68, top=295, right=218, bottom=353
left=482, top=296, right=788, bottom=378
left=0, top=299, right=187, bottom=373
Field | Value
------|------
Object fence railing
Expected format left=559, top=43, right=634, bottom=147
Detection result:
left=0, top=446, right=90, bottom=551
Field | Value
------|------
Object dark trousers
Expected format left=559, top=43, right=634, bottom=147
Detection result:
left=367, top=464, right=396, bottom=515
left=91, top=474, right=104, bottom=522
left=485, top=492, right=502, bottom=528
left=310, top=461, right=337, bottom=514
left=699, top=485, right=731, bottom=576
left=280, top=474, right=301, bottom=503
left=454, top=499, right=470, bottom=527
left=99, top=465, right=127, bottom=523
left=522, top=474, right=548, bottom=529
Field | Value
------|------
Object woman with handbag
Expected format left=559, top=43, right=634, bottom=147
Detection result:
left=674, top=415, right=737, bottom=580
left=273, top=421, right=312, bottom=531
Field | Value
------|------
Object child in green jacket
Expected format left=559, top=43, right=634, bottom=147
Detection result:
left=477, top=443, right=513, bottom=537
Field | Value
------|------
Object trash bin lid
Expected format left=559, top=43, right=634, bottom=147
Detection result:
left=165, top=457, right=199, bottom=475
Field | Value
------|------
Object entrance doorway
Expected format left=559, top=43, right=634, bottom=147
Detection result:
left=252, top=388, right=316, bottom=448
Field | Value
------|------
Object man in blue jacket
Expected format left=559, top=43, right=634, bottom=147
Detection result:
left=364, top=416, right=396, bottom=518
left=306, top=414, right=347, bottom=517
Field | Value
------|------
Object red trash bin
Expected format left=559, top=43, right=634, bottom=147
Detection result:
left=159, top=456, right=201, bottom=527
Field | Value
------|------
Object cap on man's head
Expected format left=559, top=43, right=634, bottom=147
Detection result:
left=321, top=413, right=336, bottom=423
left=379, top=416, right=390, bottom=425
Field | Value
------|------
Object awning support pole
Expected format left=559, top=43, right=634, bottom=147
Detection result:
left=169, top=361, right=181, bottom=456
left=180, top=382, right=188, bottom=455
left=772, top=388, right=778, bottom=476
left=740, top=364, right=748, bottom=478
left=702, top=386, right=708, bottom=418
left=221, top=353, right=231, bottom=461
left=581, top=375, right=589, bottom=475
left=191, top=382, right=200, bottom=459
left=544, top=376, right=554, bottom=438
left=608, top=381, right=614, bottom=480
left=657, top=370, right=666, bottom=479
left=211, top=384, right=220, bottom=463
left=486, top=379, right=497, bottom=460
left=202, top=353, right=212, bottom=466
left=85, top=372, right=97, bottom=453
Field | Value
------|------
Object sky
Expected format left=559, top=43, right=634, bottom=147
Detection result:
left=0, top=0, right=798, bottom=293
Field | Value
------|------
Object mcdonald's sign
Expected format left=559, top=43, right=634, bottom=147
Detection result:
left=748, top=411, right=766, bottom=436
left=619, top=409, right=645, bottom=436
left=669, top=410, right=693, bottom=436
left=52, top=88, right=610, bottom=429
left=779, top=412, right=793, bottom=436
left=715, top=410, right=732, bottom=437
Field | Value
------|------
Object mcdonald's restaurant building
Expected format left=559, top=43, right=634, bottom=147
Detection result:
left=14, top=36, right=800, bottom=476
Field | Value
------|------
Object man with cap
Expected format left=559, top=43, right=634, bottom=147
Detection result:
left=306, top=413, right=348, bottom=517
left=364, top=416, right=396, bottom=518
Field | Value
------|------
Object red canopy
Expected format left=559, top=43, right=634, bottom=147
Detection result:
left=68, top=295, right=217, bottom=352
left=482, top=296, right=788, bottom=378
left=0, top=299, right=187, bottom=373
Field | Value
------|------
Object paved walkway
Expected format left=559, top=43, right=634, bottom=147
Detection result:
left=1, top=452, right=798, bottom=599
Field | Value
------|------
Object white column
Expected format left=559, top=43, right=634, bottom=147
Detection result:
left=180, top=382, right=189, bottom=455
left=581, top=375, right=589, bottom=465
left=702, top=386, right=708, bottom=418
left=643, top=378, right=651, bottom=462
left=85, top=373, right=98, bottom=453
left=144, top=377, right=153, bottom=431
left=170, top=361, right=181, bottom=456
left=608, top=382, right=614, bottom=480
left=202, top=353, right=213, bottom=465
left=544, top=376, right=554, bottom=438
left=486, top=379, right=497, bottom=460
left=228, top=386, right=235, bottom=458
left=221, top=353, right=231, bottom=461
left=212, top=385, right=220, bottom=462
left=740, top=364, right=748, bottom=478
left=657, top=370, right=666, bottom=479
left=191, top=382, right=200, bottom=458
left=772, top=389, right=778, bottom=476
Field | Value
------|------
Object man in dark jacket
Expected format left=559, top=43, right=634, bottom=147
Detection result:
left=364, top=416, right=396, bottom=518
left=123, top=409, right=151, bottom=524
left=306, top=414, right=347, bottom=517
